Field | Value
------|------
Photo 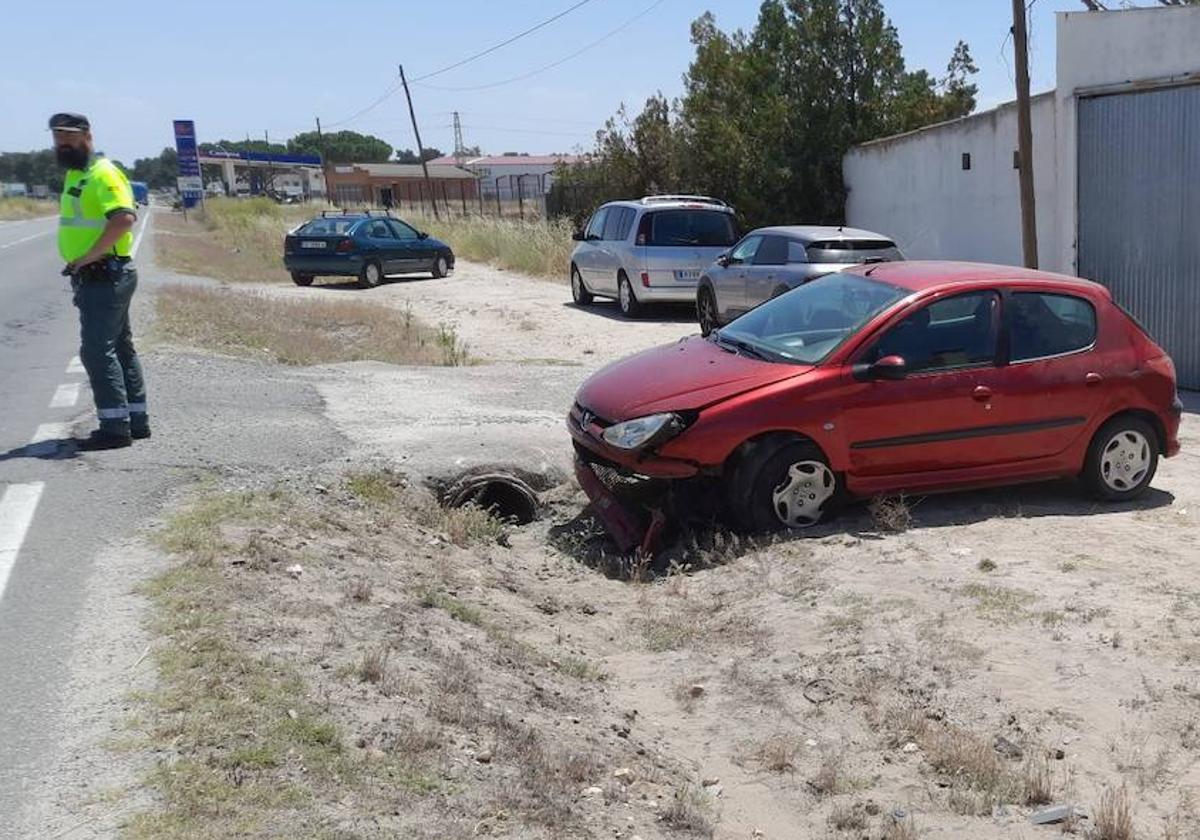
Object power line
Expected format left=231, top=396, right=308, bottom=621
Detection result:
left=416, top=0, right=668, bottom=93
left=410, top=0, right=595, bottom=82
left=322, top=76, right=403, bottom=130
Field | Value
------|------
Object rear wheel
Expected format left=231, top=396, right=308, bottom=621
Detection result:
left=291, top=272, right=314, bottom=287
left=697, top=286, right=718, bottom=336
left=726, top=437, right=839, bottom=532
left=358, top=260, right=382, bottom=289
left=432, top=254, right=449, bottom=279
left=1082, top=415, right=1159, bottom=501
left=617, top=273, right=642, bottom=318
left=571, top=266, right=594, bottom=306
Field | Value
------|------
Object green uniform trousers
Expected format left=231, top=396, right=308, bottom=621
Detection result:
left=72, top=260, right=148, bottom=436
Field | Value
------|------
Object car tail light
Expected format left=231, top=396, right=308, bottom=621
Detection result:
left=640, top=272, right=650, bottom=288
left=335, top=238, right=355, bottom=253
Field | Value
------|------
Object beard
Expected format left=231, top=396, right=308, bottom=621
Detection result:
left=55, top=146, right=90, bottom=170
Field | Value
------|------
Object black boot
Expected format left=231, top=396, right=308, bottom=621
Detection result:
left=75, top=430, right=133, bottom=451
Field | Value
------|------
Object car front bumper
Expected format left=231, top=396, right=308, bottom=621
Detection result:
left=567, top=404, right=700, bottom=480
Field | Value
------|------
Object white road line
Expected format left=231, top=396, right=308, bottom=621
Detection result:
left=0, top=230, right=53, bottom=251
left=50, top=382, right=81, bottom=408
left=0, top=483, right=45, bottom=606
left=130, top=211, right=151, bottom=259
left=66, top=356, right=84, bottom=374
left=28, top=423, right=70, bottom=456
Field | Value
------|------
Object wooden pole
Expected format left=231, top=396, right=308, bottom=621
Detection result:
left=399, top=63, right=439, bottom=220
left=1012, top=0, right=1039, bottom=268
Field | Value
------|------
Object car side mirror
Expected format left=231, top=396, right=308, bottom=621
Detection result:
left=716, top=253, right=731, bottom=267
left=854, top=354, right=907, bottom=382
left=572, top=230, right=585, bottom=241
left=417, top=231, right=429, bottom=240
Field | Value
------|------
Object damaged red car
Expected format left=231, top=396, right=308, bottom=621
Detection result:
left=569, top=261, right=1182, bottom=551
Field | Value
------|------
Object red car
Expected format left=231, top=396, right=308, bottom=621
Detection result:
left=569, top=261, right=1182, bottom=548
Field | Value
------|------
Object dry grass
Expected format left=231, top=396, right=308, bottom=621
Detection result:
left=829, top=801, right=869, bottom=831
left=881, top=815, right=920, bottom=840
left=748, top=732, right=802, bottom=773
left=155, top=283, right=469, bottom=367
left=868, top=494, right=913, bottom=532
left=659, top=785, right=715, bottom=836
left=0, top=196, right=53, bottom=220
left=1094, top=784, right=1135, bottom=840
left=418, top=214, right=575, bottom=280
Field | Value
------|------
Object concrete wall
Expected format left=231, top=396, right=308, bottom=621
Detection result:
left=844, top=93, right=1057, bottom=268
left=1054, top=5, right=1200, bottom=272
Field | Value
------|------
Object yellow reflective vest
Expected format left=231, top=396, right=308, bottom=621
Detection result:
left=58, top=157, right=136, bottom=262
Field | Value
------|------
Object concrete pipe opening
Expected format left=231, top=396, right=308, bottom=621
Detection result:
left=445, top=473, right=539, bottom=525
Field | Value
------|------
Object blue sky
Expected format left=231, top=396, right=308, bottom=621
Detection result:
left=1, top=0, right=1106, bottom=163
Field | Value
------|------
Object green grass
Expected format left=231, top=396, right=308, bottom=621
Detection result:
left=417, top=214, right=575, bottom=280
left=419, top=587, right=485, bottom=626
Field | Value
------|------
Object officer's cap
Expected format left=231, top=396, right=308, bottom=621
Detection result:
left=49, top=113, right=90, bottom=133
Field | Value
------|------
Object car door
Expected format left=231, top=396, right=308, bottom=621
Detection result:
left=387, top=219, right=424, bottom=271
left=362, top=219, right=399, bottom=273
left=985, top=289, right=1105, bottom=461
left=596, top=207, right=633, bottom=294
left=576, top=207, right=609, bottom=289
left=744, top=235, right=789, bottom=309
left=719, top=235, right=763, bottom=314
left=839, top=289, right=1005, bottom=478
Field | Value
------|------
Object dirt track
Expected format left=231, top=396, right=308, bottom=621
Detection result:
left=243, top=261, right=1200, bottom=838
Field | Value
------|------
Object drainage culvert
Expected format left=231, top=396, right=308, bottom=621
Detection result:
left=444, top=473, right=540, bottom=525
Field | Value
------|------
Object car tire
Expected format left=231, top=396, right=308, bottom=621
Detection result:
left=697, top=286, right=718, bottom=336
left=617, top=273, right=642, bottom=318
left=358, top=260, right=382, bottom=290
left=431, top=254, right=449, bottom=279
left=726, top=436, right=839, bottom=532
left=1081, top=415, right=1159, bottom=501
left=571, top=266, right=594, bottom=306
left=291, top=272, right=314, bottom=287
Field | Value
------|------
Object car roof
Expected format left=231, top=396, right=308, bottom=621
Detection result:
left=602, top=197, right=733, bottom=213
left=752, top=225, right=894, bottom=242
left=843, top=260, right=1109, bottom=295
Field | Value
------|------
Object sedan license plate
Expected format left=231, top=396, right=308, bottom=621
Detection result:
left=300, top=240, right=327, bottom=249
left=674, top=269, right=700, bottom=281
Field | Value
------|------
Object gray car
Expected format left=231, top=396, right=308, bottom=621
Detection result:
left=570, top=196, right=739, bottom=318
left=695, top=225, right=904, bottom=335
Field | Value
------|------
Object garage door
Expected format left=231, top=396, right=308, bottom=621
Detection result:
left=1078, top=84, right=1200, bottom=389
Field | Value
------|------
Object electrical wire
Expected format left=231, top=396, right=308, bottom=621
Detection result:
left=322, top=77, right=404, bottom=130
left=410, top=0, right=595, bottom=82
left=415, top=0, right=668, bottom=93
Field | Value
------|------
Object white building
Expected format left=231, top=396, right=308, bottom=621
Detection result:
left=428, top=154, right=582, bottom=200
left=844, top=5, right=1200, bottom=387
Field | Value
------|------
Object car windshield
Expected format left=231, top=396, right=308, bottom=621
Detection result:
left=715, top=272, right=907, bottom=364
left=648, top=210, right=737, bottom=246
left=296, top=218, right=357, bottom=235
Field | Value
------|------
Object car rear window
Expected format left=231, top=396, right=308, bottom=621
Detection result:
left=646, top=210, right=737, bottom=247
left=297, top=218, right=357, bottom=235
left=1008, top=292, right=1097, bottom=361
left=806, top=239, right=902, bottom=263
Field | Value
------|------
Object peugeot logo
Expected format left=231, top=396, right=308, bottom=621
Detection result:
left=580, top=410, right=594, bottom=427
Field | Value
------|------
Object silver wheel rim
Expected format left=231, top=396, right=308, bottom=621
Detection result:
left=572, top=271, right=583, bottom=300
left=771, top=460, right=835, bottom=528
left=437, top=257, right=447, bottom=275
left=620, top=280, right=631, bottom=312
left=367, top=264, right=380, bottom=284
left=1100, top=429, right=1151, bottom=492
left=699, top=292, right=716, bottom=331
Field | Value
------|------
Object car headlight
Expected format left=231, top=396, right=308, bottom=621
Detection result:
left=601, top=413, right=683, bottom=450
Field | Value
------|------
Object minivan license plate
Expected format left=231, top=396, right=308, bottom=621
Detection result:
left=301, top=241, right=326, bottom=249
left=674, top=269, right=700, bottom=281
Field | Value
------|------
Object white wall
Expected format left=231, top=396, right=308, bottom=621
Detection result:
left=1054, top=5, right=1200, bottom=273
left=843, top=93, right=1057, bottom=268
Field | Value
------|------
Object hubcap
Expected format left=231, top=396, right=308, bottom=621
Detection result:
left=620, top=281, right=631, bottom=311
left=1100, top=429, right=1151, bottom=492
left=437, top=257, right=447, bottom=275
left=367, top=264, right=380, bottom=284
left=572, top=271, right=582, bottom=300
left=771, top=461, right=835, bottom=528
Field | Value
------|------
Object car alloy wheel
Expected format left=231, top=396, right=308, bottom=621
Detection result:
left=618, top=275, right=642, bottom=317
left=434, top=256, right=448, bottom=278
left=698, top=288, right=717, bottom=336
left=771, top=460, right=836, bottom=528
left=1099, top=429, right=1151, bottom=492
left=363, top=262, right=381, bottom=287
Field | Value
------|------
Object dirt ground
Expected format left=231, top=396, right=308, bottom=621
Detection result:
left=166, top=260, right=1200, bottom=838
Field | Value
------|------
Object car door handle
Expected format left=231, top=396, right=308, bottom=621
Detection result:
left=972, top=386, right=993, bottom=402
left=1085, top=372, right=1103, bottom=386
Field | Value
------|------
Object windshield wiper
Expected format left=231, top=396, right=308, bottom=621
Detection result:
left=713, top=331, right=774, bottom=362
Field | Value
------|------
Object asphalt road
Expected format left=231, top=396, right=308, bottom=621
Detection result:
left=0, top=211, right=348, bottom=836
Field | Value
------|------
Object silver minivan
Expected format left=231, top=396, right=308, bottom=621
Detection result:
left=569, top=195, right=739, bottom=317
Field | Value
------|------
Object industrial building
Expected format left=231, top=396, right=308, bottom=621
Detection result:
left=323, top=162, right=479, bottom=209
left=844, top=4, right=1200, bottom=388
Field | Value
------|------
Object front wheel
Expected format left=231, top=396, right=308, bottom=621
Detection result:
left=358, top=260, right=382, bottom=289
left=432, top=254, right=449, bottom=279
left=726, top=437, right=839, bottom=532
left=617, top=274, right=642, bottom=318
left=291, top=272, right=314, bottom=287
left=1082, top=415, right=1159, bottom=501
left=571, top=266, right=594, bottom=305
left=697, top=286, right=718, bottom=336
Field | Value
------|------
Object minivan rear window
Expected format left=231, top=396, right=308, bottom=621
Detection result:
left=645, top=210, right=737, bottom=247
left=806, top=239, right=902, bottom=263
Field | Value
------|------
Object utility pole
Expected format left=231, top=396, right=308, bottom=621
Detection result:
left=316, top=116, right=331, bottom=205
left=399, top=63, right=439, bottom=220
left=453, top=111, right=465, bottom=165
left=1012, top=0, right=1039, bottom=268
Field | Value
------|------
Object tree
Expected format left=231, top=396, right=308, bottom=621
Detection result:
left=287, top=130, right=392, bottom=163
left=130, top=147, right=178, bottom=189
left=0, top=150, right=63, bottom=193
left=393, top=147, right=444, bottom=163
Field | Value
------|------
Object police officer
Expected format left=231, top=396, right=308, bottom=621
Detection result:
left=51, top=113, right=150, bottom=450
